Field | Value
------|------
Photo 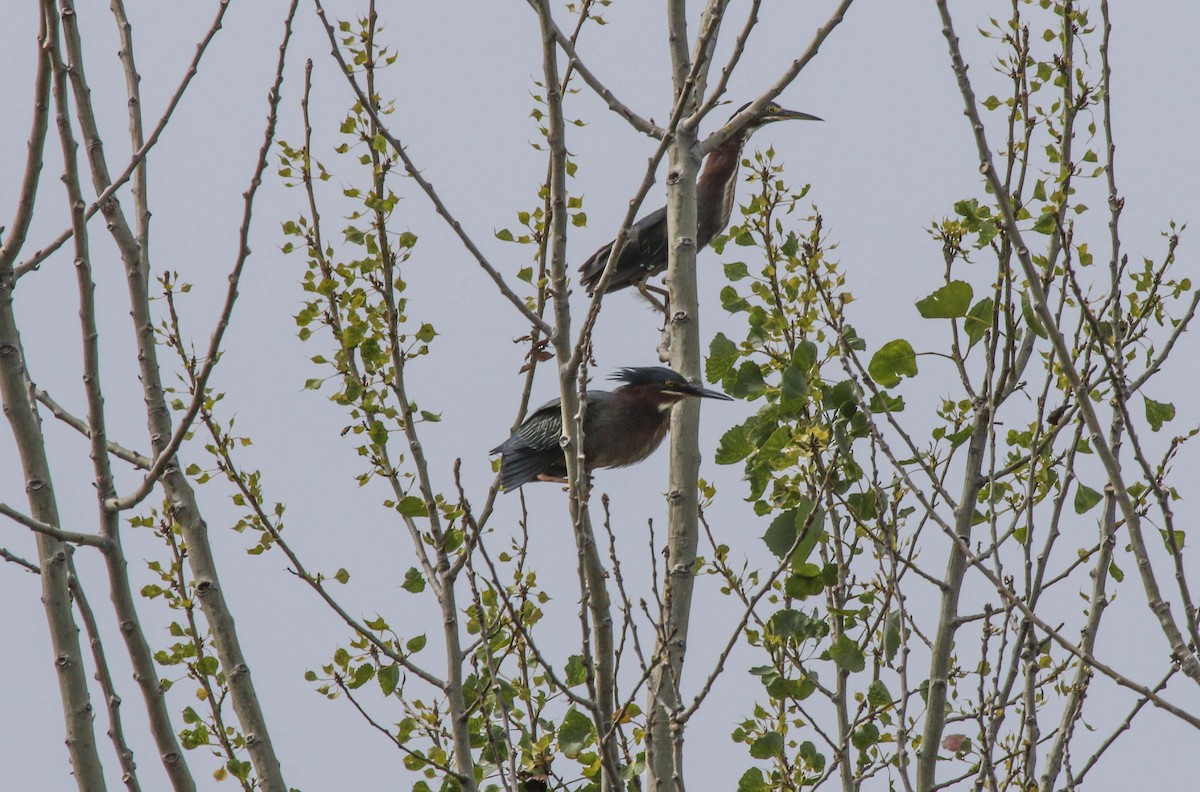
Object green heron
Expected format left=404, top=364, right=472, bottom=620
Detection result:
left=578, top=102, right=820, bottom=298
left=491, top=366, right=733, bottom=491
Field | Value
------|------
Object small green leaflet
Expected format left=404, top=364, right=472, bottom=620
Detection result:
left=868, top=339, right=917, bottom=387
left=916, top=281, right=973, bottom=319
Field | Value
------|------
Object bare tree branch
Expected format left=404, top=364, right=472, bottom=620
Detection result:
left=0, top=502, right=108, bottom=550
left=33, top=387, right=151, bottom=469
left=934, top=0, right=1200, bottom=684
left=14, top=0, right=233, bottom=280
left=311, top=0, right=552, bottom=336
left=0, top=546, right=40, bottom=574
left=532, top=2, right=663, bottom=137
left=698, top=0, right=856, bottom=155
left=68, top=562, right=143, bottom=792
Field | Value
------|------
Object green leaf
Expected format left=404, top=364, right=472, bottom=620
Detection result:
left=348, top=663, right=374, bottom=689
left=726, top=361, right=767, bottom=399
left=851, top=723, right=880, bottom=750
left=1144, top=396, right=1175, bottom=432
left=706, top=333, right=739, bottom=383
left=401, top=567, right=426, bottom=594
left=868, top=392, right=904, bottom=414
left=558, top=707, right=594, bottom=757
left=1021, top=293, right=1047, bottom=338
left=415, top=323, right=437, bottom=343
left=964, top=297, right=994, bottom=348
left=916, top=281, right=973, bottom=319
left=762, top=499, right=825, bottom=567
left=784, top=569, right=826, bottom=598
left=333, top=568, right=350, bottom=584
left=398, top=496, right=427, bottom=517
left=769, top=608, right=823, bottom=641
left=724, top=261, right=750, bottom=281
left=793, top=340, right=818, bottom=372
left=720, top=285, right=750, bottom=314
left=715, top=421, right=756, bottom=465
left=1160, top=529, right=1186, bottom=551
left=378, top=665, right=400, bottom=696
left=846, top=491, right=879, bottom=521
left=564, top=655, right=587, bottom=687
left=1074, top=483, right=1103, bottom=514
left=868, top=339, right=917, bottom=388
left=369, top=421, right=387, bottom=447
left=749, top=731, right=784, bottom=759
left=737, top=768, right=767, bottom=792
left=867, top=679, right=892, bottom=708
left=780, top=366, right=808, bottom=414
left=303, top=378, right=324, bottom=391
left=1032, top=211, right=1058, bottom=234
left=406, top=634, right=427, bottom=653
left=822, top=380, right=857, bottom=415
left=953, top=198, right=979, bottom=218
left=1109, top=559, right=1124, bottom=582
left=828, top=635, right=866, bottom=673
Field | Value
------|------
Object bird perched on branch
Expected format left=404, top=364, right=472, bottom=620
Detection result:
left=491, top=366, right=732, bottom=491
left=578, top=101, right=820, bottom=301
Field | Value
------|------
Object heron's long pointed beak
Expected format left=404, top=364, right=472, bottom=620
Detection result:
left=774, top=108, right=823, bottom=123
left=681, top=382, right=734, bottom=401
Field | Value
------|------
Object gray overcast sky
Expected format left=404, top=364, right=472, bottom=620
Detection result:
left=2, top=1, right=1199, bottom=789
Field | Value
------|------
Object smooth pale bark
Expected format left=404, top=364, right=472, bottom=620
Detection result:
left=647, top=129, right=703, bottom=792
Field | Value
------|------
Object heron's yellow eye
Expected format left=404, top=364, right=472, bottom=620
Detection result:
left=665, top=381, right=682, bottom=390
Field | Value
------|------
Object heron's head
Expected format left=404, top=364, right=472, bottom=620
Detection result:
left=611, top=366, right=733, bottom=411
left=731, top=101, right=822, bottom=133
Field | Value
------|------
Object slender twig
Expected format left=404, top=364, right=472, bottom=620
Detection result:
left=33, top=388, right=152, bottom=469
left=1074, top=668, right=1176, bottom=784
left=109, top=0, right=149, bottom=259
left=107, top=0, right=297, bottom=514
left=0, top=0, right=51, bottom=273
left=0, top=4, right=109, bottom=783
left=333, top=675, right=466, bottom=782
left=55, top=5, right=197, bottom=781
left=14, top=0, right=233, bottom=280
left=183, top=379, right=444, bottom=689
left=533, top=4, right=661, bottom=137
left=467, top=511, right=597, bottom=710
left=0, top=547, right=40, bottom=574
left=311, top=0, right=551, bottom=335
left=361, top=7, right=476, bottom=785
left=691, top=0, right=762, bottom=122
left=837, top=349, right=1200, bottom=728
left=0, top=503, right=109, bottom=549
left=934, top=0, right=1200, bottom=683
left=697, top=0, right=856, bottom=155
left=529, top=4, right=622, bottom=788
left=679, top=505, right=826, bottom=723
left=68, top=562, right=143, bottom=792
